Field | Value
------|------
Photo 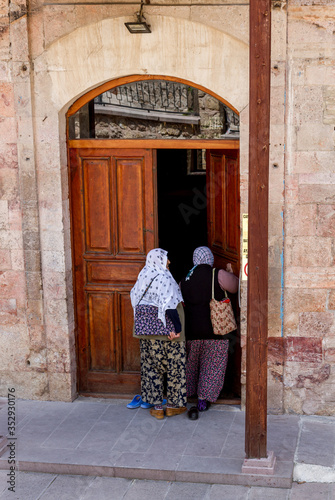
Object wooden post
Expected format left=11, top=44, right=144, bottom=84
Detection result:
left=245, top=0, right=271, bottom=460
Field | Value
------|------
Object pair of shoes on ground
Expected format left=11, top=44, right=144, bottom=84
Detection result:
left=187, top=400, right=211, bottom=420
left=150, top=406, right=187, bottom=419
left=127, top=395, right=167, bottom=409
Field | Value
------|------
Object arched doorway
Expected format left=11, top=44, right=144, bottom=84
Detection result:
left=67, top=76, right=241, bottom=401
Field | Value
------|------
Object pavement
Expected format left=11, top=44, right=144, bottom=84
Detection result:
left=0, top=397, right=334, bottom=499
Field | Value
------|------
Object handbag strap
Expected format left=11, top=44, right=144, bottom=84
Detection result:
left=212, top=267, right=228, bottom=300
left=137, top=274, right=159, bottom=306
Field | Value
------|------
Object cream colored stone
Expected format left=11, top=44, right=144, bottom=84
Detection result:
left=48, top=372, right=75, bottom=401
left=296, top=123, right=333, bottom=151
left=293, top=86, right=324, bottom=125
left=0, top=371, right=49, bottom=400
left=287, top=236, right=333, bottom=267
left=43, top=16, right=249, bottom=114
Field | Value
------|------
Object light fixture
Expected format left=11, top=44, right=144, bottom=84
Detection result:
left=125, top=0, right=151, bottom=33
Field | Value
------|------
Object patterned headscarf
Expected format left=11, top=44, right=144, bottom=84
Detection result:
left=130, top=248, right=183, bottom=326
left=185, top=246, right=214, bottom=280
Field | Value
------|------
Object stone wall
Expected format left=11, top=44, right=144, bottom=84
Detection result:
left=0, top=0, right=334, bottom=413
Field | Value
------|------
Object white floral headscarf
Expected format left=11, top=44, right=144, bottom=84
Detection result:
left=130, top=248, right=183, bottom=326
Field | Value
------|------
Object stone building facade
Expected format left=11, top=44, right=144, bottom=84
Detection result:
left=0, top=0, right=334, bottom=414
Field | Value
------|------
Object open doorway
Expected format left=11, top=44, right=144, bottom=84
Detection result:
left=157, top=149, right=241, bottom=402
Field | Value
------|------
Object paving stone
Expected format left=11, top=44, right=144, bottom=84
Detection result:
left=165, top=481, right=211, bottom=500
left=123, top=479, right=170, bottom=500
left=296, top=417, right=335, bottom=467
left=290, top=481, right=331, bottom=500
left=81, top=477, right=133, bottom=500
left=248, top=486, right=290, bottom=499
left=38, top=474, right=94, bottom=500
left=208, top=483, right=249, bottom=500
left=0, top=471, right=56, bottom=500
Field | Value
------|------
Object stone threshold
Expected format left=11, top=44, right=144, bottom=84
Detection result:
left=0, top=459, right=293, bottom=489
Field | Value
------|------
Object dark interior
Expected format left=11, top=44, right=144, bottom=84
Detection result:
left=157, top=149, right=207, bottom=283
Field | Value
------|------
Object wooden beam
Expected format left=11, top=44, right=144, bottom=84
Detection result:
left=68, top=139, right=239, bottom=150
left=245, top=0, right=271, bottom=459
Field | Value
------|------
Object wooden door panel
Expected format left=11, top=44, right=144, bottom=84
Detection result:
left=87, top=293, right=115, bottom=371
left=70, top=147, right=156, bottom=395
left=119, top=293, right=141, bottom=372
left=83, top=158, right=112, bottom=253
left=207, top=149, right=241, bottom=398
left=86, top=261, right=143, bottom=285
left=115, top=157, right=146, bottom=254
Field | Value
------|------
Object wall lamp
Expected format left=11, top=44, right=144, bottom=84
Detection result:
left=125, top=0, right=151, bottom=33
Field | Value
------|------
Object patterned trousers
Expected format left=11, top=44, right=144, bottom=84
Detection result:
left=140, top=339, right=187, bottom=407
left=186, top=339, right=229, bottom=402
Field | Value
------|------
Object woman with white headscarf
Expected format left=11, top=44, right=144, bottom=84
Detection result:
left=131, top=248, right=187, bottom=419
left=180, top=246, right=239, bottom=414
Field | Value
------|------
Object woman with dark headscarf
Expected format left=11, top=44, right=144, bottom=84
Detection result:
left=180, top=246, right=239, bottom=413
left=131, top=248, right=187, bottom=419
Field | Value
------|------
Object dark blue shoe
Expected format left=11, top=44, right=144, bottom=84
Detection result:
left=127, top=395, right=142, bottom=409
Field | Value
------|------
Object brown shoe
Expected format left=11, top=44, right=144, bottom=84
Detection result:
left=165, top=407, right=187, bottom=417
left=150, top=408, right=164, bottom=419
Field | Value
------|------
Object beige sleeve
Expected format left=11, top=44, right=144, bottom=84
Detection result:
left=218, top=269, right=239, bottom=293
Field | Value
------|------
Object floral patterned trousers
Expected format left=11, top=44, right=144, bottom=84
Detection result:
left=140, top=339, right=187, bottom=407
left=186, top=339, right=229, bottom=402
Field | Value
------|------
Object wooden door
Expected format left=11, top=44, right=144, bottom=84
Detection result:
left=69, top=148, right=157, bottom=395
left=207, top=149, right=241, bottom=397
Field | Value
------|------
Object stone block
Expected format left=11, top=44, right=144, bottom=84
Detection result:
left=0, top=82, right=14, bottom=117
left=269, top=235, right=283, bottom=268
left=329, top=290, right=335, bottom=310
left=39, top=205, right=64, bottom=232
left=10, top=249, right=24, bottom=270
left=270, top=86, right=285, bottom=125
left=271, top=61, right=286, bottom=88
left=10, top=16, right=29, bottom=62
left=287, top=236, right=333, bottom=267
left=47, top=347, right=71, bottom=373
left=285, top=267, right=335, bottom=289
left=24, top=249, right=41, bottom=272
left=0, top=143, right=18, bottom=170
left=0, top=230, right=22, bottom=249
left=293, top=151, right=335, bottom=174
left=25, top=271, right=42, bottom=300
left=43, top=271, right=67, bottom=300
left=293, top=86, right=324, bottom=125
left=27, top=10, right=45, bottom=59
left=28, top=324, right=46, bottom=348
left=190, top=5, right=248, bottom=44
left=0, top=168, right=18, bottom=201
left=305, top=61, right=335, bottom=86
left=271, top=8, right=287, bottom=62
left=284, top=174, right=299, bottom=205
left=0, top=116, right=16, bottom=143
left=20, top=170, right=38, bottom=203
left=0, top=248, right=11, bottom=269
left=37, top=170, right=62, bottom=204
left=323, top=86, right=335, bottom=125
left=269, top=203, right=284, bottom=237
left=48, top=372, right=75, bottom=401
left=45, top=299, right=69, bottom=327
left=299, top=184, right=335, bottom=204
left=0, top=61, right=11, bottom=82
left=0, top=370, right=49, bottom=400
left=8, top=206, right=22, bottom=231
left=284, top=288, right=327, bottom=335
left=41, top=250, right=65, bottom=273
left=26, top=347, right=48, bottom=372
left=285, top=204, right=317, bottom=236
left=22, top=206, right=39, bottom=233
left=0, top=199, right=8, bottom=230
left=285, top=361, right=331, bottom=390
left=324, top=348, right=335, bottom=363
left=0, top=298, right=17, bottom=325
left=13, top=81, right=32, bottom=119
left=317, top=204, right=335, bottom=237
left=22, top=230, right=40, bottom=250
left=43, top=5, right=77, bottom=47
left=26, top=299, right=44, bottom=326
left=286, top=336, right=322, bottom=363
left=296, top=123, right=333, bottom=151
left=0, top=270, right=26, bottom=301
left=299, top=312, right=334, bottom=338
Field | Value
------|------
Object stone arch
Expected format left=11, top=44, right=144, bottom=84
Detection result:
left=32, top=15, right=249, bottom=400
